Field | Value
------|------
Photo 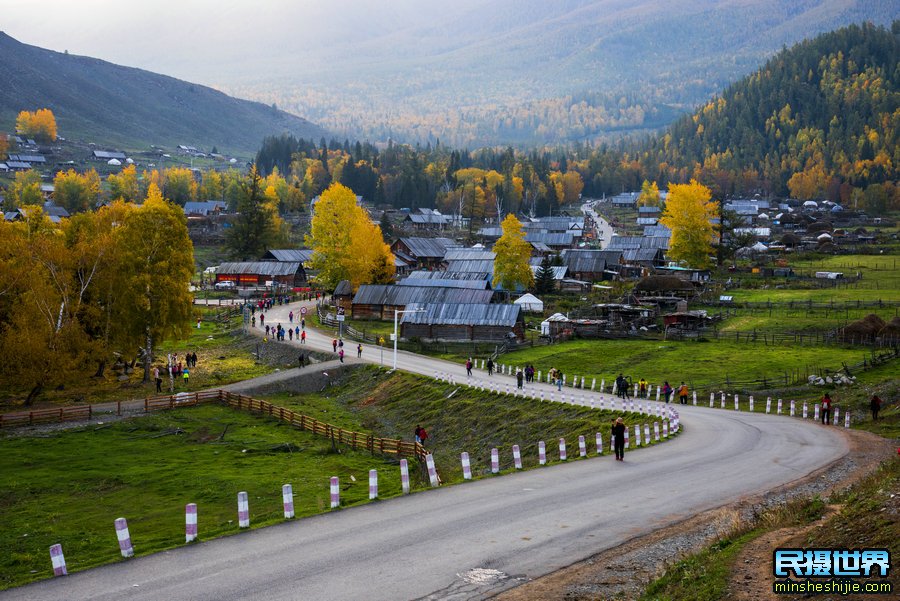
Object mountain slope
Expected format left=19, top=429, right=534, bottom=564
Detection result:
left=213, top=0, right=898, bottom=146
left=644, top=22, right=899, bottom=196
left=0, top=32, right=327, bottom=155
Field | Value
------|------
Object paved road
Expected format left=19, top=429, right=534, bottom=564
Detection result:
left=581, top=199, right=615, bottom=248
left=3, top=302, right=850, bottom=601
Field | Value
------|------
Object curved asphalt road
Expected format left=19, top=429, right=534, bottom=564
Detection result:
left=2, top=301, right=849, bottom=601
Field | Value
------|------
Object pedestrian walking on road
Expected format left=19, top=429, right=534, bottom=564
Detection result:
left=612, top=418, right=626, bottom=461
left=289, top=311, right=294, bottom=323
left=871, top=394, right=882, bottom=421
left=288, top=329, right=293, bottom=341
left=357, top=343, right=362, bottom=358
left=339, top=349, right=345, bottom=363
left=298, top=353, right=305, bottom=368
left=265, top=325, right=270, bottom=337
left=639, top=378, right=648, bottom=398
left=301, top=330, right=306, bottom=344
left=260, top=314, right=265, bottom=328
left=465, top=358, right=473, bottom=377
left=821, top=393, right=832, bottom=425
left=487, top=359, right=494, bottom=376
left=333, top=339, right=338, bottom=352
left=295, top=326, right=300, bottom=339
left=678, top=382, right=688, bottom=405
left=301, top=317, right=305, bottom=330
left=556, top=370, right=563, bottom=391
left=516, top=369, right=524, bottom=389
left=663, top=381, right=673, bottom=404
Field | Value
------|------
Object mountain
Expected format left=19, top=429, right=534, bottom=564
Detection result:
left=207, top=0, right=898, bottom=147
left=0, top=33, right=327, bottom=155
left=641, top=22, right=899, bottom=198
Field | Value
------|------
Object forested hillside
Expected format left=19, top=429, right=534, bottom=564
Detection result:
left=642, top=21, right=899, bottom=200
left=254, top=23, right=898, bottom=217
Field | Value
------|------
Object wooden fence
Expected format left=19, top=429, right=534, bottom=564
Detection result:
left=143, top=390, right=426, bottom=460
left=0, top=405, right=92, bottom=428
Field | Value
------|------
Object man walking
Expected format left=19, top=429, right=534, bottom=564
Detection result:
left=871, top=394, right=882, bottom=421
left=487, top=358, right=494, bottom=376
left=678, top=382, right=689, bottom=405
left=154, top=366, right=162, bottom=393
left=612, top=418, right=626, bottom=461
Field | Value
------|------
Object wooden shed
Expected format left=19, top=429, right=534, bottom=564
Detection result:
left=400, top=303, right=524, bottom=342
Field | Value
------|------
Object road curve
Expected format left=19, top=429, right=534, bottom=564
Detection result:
left=2, top=302, right=850, bottom=601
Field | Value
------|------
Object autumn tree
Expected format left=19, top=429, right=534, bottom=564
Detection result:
left=0, top=133, right=8, bottom=160
left=16, top=108, right=58, bottom=142
left=493, top=213, right=534, bottom=291
left=4, top=170, right=43, bottom=210
left=115, top=184, right=194, bottom=382
left=659, top=180, right=719, bottom=269
left=637, top=180, right=661, bottom=207
left=53, top=169, right=101, bottom=213
left=305, top=182, right=395, bottom=290
left=107, top=164, right=141, bottom=202
left=163, top=167, right=198, bottom=206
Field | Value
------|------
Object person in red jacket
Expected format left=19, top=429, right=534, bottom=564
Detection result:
left=821, top=393, right=832, bottom=425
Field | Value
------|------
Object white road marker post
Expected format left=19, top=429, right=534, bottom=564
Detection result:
left=426, top=454, right=439, bottom=487
left=369, top=470, right=378, bottom=500
left=115, top=517, right=134, bottom=557
left=400, top=459, right=410, bottom=494
left=578, top=435, right=586, bottom=457
left=596, top=432, right=603, bottom=455
left=559, top=438, right=567, bottom=461
left=538, top=440, right=546, bottom=465
left=461, top=452, right=472, bottom=480
left=49, top=544, right=67, bottom=577
left=186, top=503, right=199, bottom=541
left=491, top=448, right=500, bottom=474
left=330, top=477, right=340, bottom=508
left=513, top=445, right=523, bottom=469
left=282, top=486, right=294, bottom=519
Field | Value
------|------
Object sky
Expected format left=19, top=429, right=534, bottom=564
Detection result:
left=0, top=0, right=470, bottom=84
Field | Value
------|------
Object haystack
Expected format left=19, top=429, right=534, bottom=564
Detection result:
left=840, top=314, right=887, bottom=341
left=634, top=276, right=692, bottom=294
left=878, top=317, right=900, bottom=341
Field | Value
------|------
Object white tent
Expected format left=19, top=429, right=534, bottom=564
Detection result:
left=107, top=158, right=122, bottom=166
left=540, top=312, right=568, bottom=335
left=750, top=242, right=768, bottom=253
left=514, top=293, right=544, bottom=313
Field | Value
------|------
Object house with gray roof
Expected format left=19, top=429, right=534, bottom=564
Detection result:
left=400, top=302, right=524, bottom=342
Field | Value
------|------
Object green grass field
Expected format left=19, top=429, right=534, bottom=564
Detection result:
left=730, top=254, right=900, bottom=303
left=0, top=367, right=666, bottom=589
left=496, top=339, right=875, bottom=390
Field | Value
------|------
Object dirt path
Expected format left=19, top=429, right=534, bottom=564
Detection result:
left=492, top=428, right=894, bottom=601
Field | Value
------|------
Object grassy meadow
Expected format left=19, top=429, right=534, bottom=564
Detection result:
left=0, top=367, right=665, bottom=589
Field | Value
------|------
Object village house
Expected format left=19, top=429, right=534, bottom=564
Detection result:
left=215, top=261, right=306, bottom=288
left=351, top=284, right=494, bottom=320
left=390, top=237, right=458, bottom=270
left=399, top=302, right=524, bottom=342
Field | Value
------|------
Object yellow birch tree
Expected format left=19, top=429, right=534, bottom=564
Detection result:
left=493, top=213, right=534, bottom=291
left=659, top=180, right=718, bottom=268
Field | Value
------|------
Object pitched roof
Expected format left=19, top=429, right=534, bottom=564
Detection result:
left=93, top=150, right=127, bottom=160
left=184, top=201, right=227, bottom=216
left=333, top=280, right=353, bottom=296
left=562, top=249, right=607, bottom=273
left=217, top=262, right=303, bottom=276
left=353, top=285, right=493, bottom=306
left=622, top=248, right=663, bottom=263
left=530, top=265, right=568, bottom=280
left=396, top=237, right=454, bottom=259
left=397, top=277, right=490, bottom=289
left=404, top=213, right=451, bottom=224
left=406, top=271, right=490, bottom=281
left=445, top=259, right=496, bottom=274
left=401, top=302, right=520, bottom=326
left=262, top=249, right=314, bottom=263
left=8, top=154, right=46, bottom=163
left=443, top=249, right=495, bottom=262
left=524, top=232, right=574, bottom=247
